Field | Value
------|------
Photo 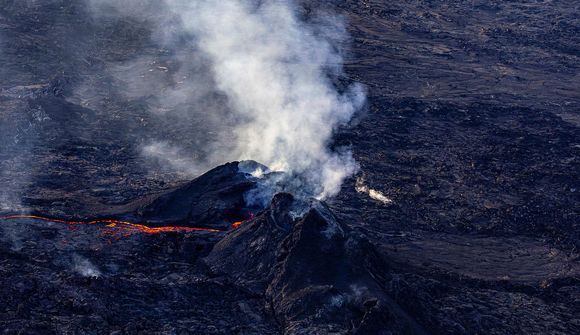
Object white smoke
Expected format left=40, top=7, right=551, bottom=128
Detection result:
left=73, top=254, right=102, bottom=278
left=142, top=141, right=203, bottom=177
left=177, top=0, right=365, bottom=198
left=355, top=177, right=393, bottom=205
left=87, top=0, right=365, bottom=200
left=0, top=223, right=24, bottom=252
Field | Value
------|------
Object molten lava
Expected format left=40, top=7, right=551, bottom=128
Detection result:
left=0, top=208, right=256, bottom=240
left=0, top=215, right=224, bottom=237
left=232, top=212, right=255, bottom=229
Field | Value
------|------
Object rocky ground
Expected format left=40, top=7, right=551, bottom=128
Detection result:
left=0, top=0, right=579, bottom=334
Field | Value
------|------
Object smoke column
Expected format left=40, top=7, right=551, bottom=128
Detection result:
left=88, top=0, right=365, bottom=201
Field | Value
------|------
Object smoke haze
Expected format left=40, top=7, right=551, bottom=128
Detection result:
left=73, top=254, right=102, bottom=278
left=86, top=0, right=364, bottom=201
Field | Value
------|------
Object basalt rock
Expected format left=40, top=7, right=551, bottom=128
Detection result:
left=206, top=192, right=428, bottom=334
left=131, top=161, right=260, bottom=229
left=1, top=0, right=579, bottom=333
left=204, top=193, right=295, bottom=291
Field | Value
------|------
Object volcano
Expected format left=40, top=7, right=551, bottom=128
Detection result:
left=1, top=162, right=578, bottom=334
left=0, top=162, right=429, bottom=334
left=127, top=161, right=260, bottom=230
left=1, top=0, right=579, bottom=334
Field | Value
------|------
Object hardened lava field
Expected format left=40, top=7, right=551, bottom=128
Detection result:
left=0, top=1, right=579, bottom=334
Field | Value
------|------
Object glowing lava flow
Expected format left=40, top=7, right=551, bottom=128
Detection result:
left=0, top=215, right=224, bottom=235
left=231, top=212, right=255, bottom=229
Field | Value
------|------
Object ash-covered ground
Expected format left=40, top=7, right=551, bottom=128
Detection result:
left=1, top=1, right=579, bottom=334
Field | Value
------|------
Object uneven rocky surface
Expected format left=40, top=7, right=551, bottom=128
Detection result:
left=1, top=0, right=579, bottom=334
left=2, top=162, right=578, bottom=334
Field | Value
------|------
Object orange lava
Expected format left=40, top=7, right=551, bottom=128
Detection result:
left=0, top=215, right=224, bottom=236
left=232, top=212, right=255, bottom=229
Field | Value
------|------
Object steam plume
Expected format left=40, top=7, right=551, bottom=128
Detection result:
left=87, top=0, right=365, bottom=201
left=355, top=177, right=393, bottom=205
left=73, top=254, right=102, bottom=278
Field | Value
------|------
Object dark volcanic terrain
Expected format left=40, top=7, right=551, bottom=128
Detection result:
left=1, top=1, right=579, bottom=334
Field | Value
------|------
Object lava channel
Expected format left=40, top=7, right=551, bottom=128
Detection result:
left=232, top=212, right=255, bottom=229
left=0, top=215, right=225, bottom=237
